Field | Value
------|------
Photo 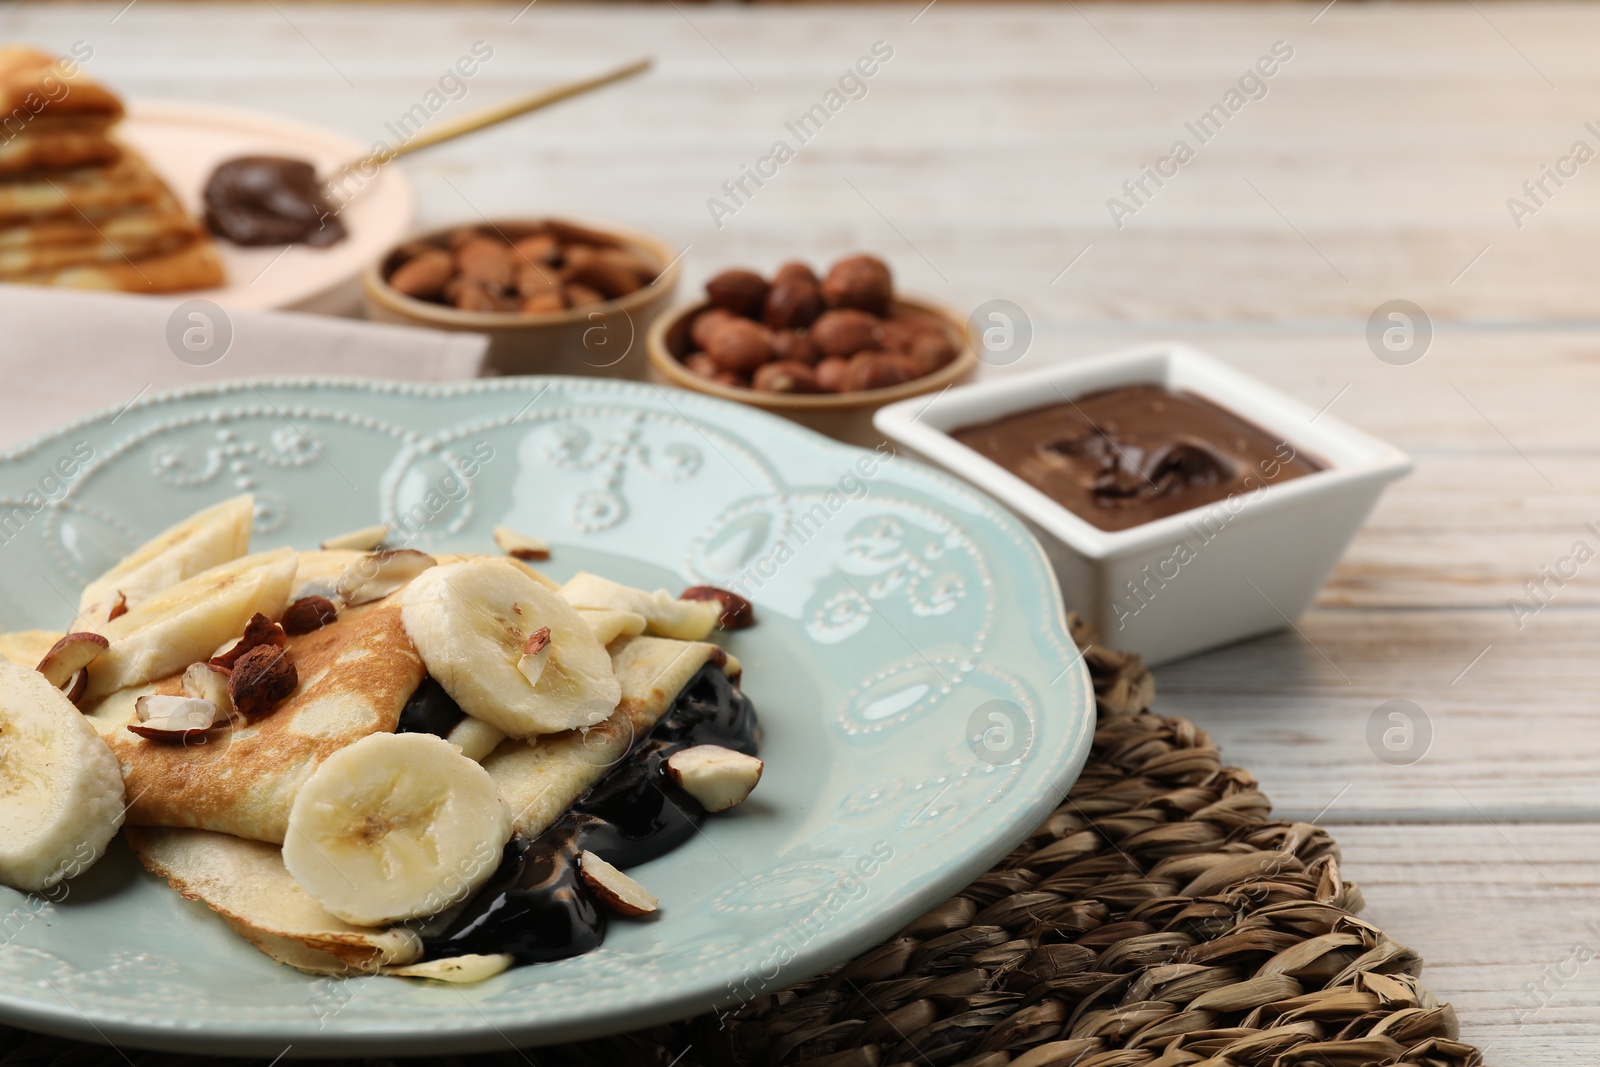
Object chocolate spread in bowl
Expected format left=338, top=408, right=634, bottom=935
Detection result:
left=953, top=384, right=1324, bottom=532
left=203, top=155, right=346, bottom=247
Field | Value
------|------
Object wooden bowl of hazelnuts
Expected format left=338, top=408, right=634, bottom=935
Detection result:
left=647, top=254, right=975, bottom=446
left=363, top=217, right=680, bottom=378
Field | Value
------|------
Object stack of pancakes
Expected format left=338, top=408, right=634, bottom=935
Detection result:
left=0, top=47, right=223, bottom=292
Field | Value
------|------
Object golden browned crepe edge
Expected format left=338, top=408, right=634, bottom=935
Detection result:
left=0, top=47, right=123, bottom=121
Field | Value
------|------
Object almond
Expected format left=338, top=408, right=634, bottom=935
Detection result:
left=228, top=644, right=298, bottom=720
left=579, top=850, right=658, bottom=917
left=388, top=249, right=454, bottom=300
left=843, top=352, right=919, bottom=392
left=456, top=238, right=515, bottom=290
left=690, top=308, right=739, bottom=351
left=814, top=356, right=849, bottom=393
left=564, top=283, right=605, bottom=308
left=511, top=232, right=559, bottom=265
left=562, top=244, right=641, bottom=299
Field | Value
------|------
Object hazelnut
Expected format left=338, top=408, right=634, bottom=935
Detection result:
left=752, top=361, right=819, bottom=394
left=909, top=332, right=959, bottom=375
left=763, top=278, right=823, bottom=330
left=822, top=255, right=893, bottom=315
left=713, top=372, right=747, bottom=388
left=388, top=249, right=454, bottom=300
left=210, top=613, right=286, bottom=671
left=456, top=238, right=515, bottom=290
left=705, top=269, right=769, bottom=318
left=810, top=309, right=882, bottom=358
left=843, top=352, right=919, bottom=392
left=282, top=596, right=338, bottom=636
left=771, top=330, right=821, bottom=365
left=774, top=261, right=818, bottom=286
left=228, top=644, right=298, bottom=720
left=690, top=308, right=739, bottom=351
left=814, top=356, right=849, bottom=393
left=684, top=352, right=721, bottom=379
left=704, top=318, right=775, bottom=375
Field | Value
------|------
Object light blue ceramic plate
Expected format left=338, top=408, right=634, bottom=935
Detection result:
left=0, top=378, right=1092, bottom=1057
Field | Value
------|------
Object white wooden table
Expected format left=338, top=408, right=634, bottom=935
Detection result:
left=7, top=3, right=1599, bottom=1061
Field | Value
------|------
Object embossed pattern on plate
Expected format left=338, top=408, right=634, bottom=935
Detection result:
left=0, top=377, right=1093, bottom=1056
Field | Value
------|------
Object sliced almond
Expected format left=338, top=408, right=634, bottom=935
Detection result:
left=336, top=549, right=437, bottom=606
left=209, top=612, right=286, bottom=670
left=131, top=694, right=219, bottom=741
left=384, top=953, right=514, bottom=983
left=665, top=745, right=764, bottom=813
left=62, top=669, right=87, bottom=704
left=515, top=626, right=553, bottom=687
left=182, top=661, right=234, bottom=719
left=579, top=850, right=658, bottom=917
left=493, top=525, right=550, bottom=561
left=320, top=524, right=390, bottom=552
left=35, top=632, right=109, bottom=689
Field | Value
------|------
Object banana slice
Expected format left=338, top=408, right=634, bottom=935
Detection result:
left=559, top=572, right=721, bottom=641
left=0, top=662, right=126, bottom=892
left=578, top=609, right=648, bottom=647
left=77, top=495, right=254, bottom=626
left=282, top=732, right=511, bottom=927
left=84, top=547, right=298, bottom=702
left=401, top=558, right=620, bottom=736
left=384, top=954, right=514, bottom=983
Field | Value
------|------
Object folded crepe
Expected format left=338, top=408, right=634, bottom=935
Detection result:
left=0, top=47, right=123, bottom=125
left=0, top=127, right=119, bottom=175
left=91, top=598, right=426, bottom=844
left=0, top=155, right=165, bottom=224
left=121, top=631, right=734, bottom=975
left=18, top=233, right=225, bottom=292
left=485, top=634, right=726, bottom=836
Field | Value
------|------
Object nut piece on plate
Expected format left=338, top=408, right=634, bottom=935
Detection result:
left=493, top=525, right=551, bottom=562
left=320, top=523, right=390, bottom=552
left=130, top=693, right=220, bottom=742
left=282, top=595, right=338, bottom=636
left=665, top=744, right=764, bottom=813
left=210, top=612, right=285, bottom=670
left=679, top=586, right=757, bottom=630
left=34, top=632, right=108, bottom=703
left=228, top=644, right=298, bottom=720
left=579, top=850, right=658, bottom=917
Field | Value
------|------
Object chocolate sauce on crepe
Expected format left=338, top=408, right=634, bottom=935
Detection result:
left=953, top=384, right=1324, bottom=532
left=404, top=664, right=759, bottom=964
left=203, top=155, right=346, bottom=248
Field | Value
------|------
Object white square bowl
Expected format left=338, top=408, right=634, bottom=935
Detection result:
left=874, top=343, right=1412, bottom=665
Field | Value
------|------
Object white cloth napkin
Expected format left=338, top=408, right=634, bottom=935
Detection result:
left=0, top=286, right=488, bottom=450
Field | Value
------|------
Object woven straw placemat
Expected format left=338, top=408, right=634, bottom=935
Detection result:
left=0, top=618, right=1484, bottom=1067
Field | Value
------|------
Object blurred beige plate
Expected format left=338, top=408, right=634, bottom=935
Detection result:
left=117, top=99, right=414, bottom=314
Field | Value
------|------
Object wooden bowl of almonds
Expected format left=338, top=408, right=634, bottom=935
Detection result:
left=363, top=217, right=680, bottom=378
left=648, top=254, right=976, bottom=446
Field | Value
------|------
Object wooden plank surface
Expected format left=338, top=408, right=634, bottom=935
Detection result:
left=2, top=3, right=1597, bottom=1062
